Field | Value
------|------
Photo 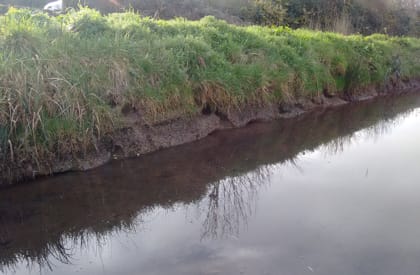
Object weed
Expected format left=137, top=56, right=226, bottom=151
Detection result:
left=0, top=7, right=419, bottom=182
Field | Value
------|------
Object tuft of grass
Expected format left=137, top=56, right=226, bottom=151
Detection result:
left=0, top=7, right=419, bottom=182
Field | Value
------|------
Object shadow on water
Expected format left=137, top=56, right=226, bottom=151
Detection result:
left=1, top=92, right=420, bottom=273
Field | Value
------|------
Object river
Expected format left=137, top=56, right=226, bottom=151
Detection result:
left=1, top=92, right=420, bottom=275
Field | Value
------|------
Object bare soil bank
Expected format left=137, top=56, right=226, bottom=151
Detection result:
left=2, top=78, right=420, bottom=185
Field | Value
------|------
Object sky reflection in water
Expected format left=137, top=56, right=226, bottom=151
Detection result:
left=2, top=93, right=420, bottom=275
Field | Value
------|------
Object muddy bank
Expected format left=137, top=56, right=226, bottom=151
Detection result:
left=3, top=78, right=420, bottom=184
left=2, top=90, right=420, bottom=271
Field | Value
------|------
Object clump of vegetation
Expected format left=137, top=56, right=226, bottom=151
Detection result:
left=0, top=7, right=419, bottom=182
left=2, top=1, right=419, bottom=36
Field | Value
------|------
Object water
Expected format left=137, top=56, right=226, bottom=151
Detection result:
left=1, top=92, right=420, bottom=275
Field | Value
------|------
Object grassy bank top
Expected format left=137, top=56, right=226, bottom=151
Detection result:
left=0, top=7, right=419, bottom=181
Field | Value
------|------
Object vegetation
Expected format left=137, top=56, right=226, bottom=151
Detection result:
left=0, top=7, right=419, bottom=181
left=1, top=1, right=419, bottom=36
left=1, top=90, right=419, bottom=273
left=252, top=0, right=420, bottom=36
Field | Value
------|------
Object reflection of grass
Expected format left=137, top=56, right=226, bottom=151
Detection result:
left=0, top=7, right=419, bottom=182
left=0, top=209, right=142, bottom=273
left=198, top=95, right=420, bottom=240
left=0, top=92, right=420, bottom=273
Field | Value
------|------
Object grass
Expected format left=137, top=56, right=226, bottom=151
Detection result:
left=0, top=7, right=419, bottom=181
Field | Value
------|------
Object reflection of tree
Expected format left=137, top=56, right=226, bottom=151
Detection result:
left=320, top=107, right=416, bottom=156
left=200, top=165, right=272, bottom=240
left=198, top=98, right=420, bottom=240
left=1, top=93, right=420, bottom=274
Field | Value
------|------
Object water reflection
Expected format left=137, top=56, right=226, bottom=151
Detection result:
left=199, top=166, right=271, bottom=240
left=1, top=92, right=420, bottom=274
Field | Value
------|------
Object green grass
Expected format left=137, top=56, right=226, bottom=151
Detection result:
left=0, top=7, right=419, bottom=179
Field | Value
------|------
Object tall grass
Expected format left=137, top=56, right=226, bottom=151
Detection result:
left=0, top=7, right=419, bottom=181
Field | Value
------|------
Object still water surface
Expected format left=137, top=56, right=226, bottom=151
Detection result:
left=1, top=92, right=420, bottom=275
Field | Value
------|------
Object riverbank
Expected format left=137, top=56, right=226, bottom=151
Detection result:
left=1, top=7, right=420, bottom=184
left=2, top=90, right=420, bottom=272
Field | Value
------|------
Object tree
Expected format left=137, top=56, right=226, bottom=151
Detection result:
left=254, top=0, right=286, bottom=26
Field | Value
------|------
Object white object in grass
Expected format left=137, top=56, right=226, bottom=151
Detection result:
left=43, top=0, right=63, bottom=12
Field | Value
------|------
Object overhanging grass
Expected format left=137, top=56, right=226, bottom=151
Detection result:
left=0, top=7, right=419, bottom=176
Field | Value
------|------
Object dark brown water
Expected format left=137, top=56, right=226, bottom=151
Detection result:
left=1, top=92, right=420, bottom=275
